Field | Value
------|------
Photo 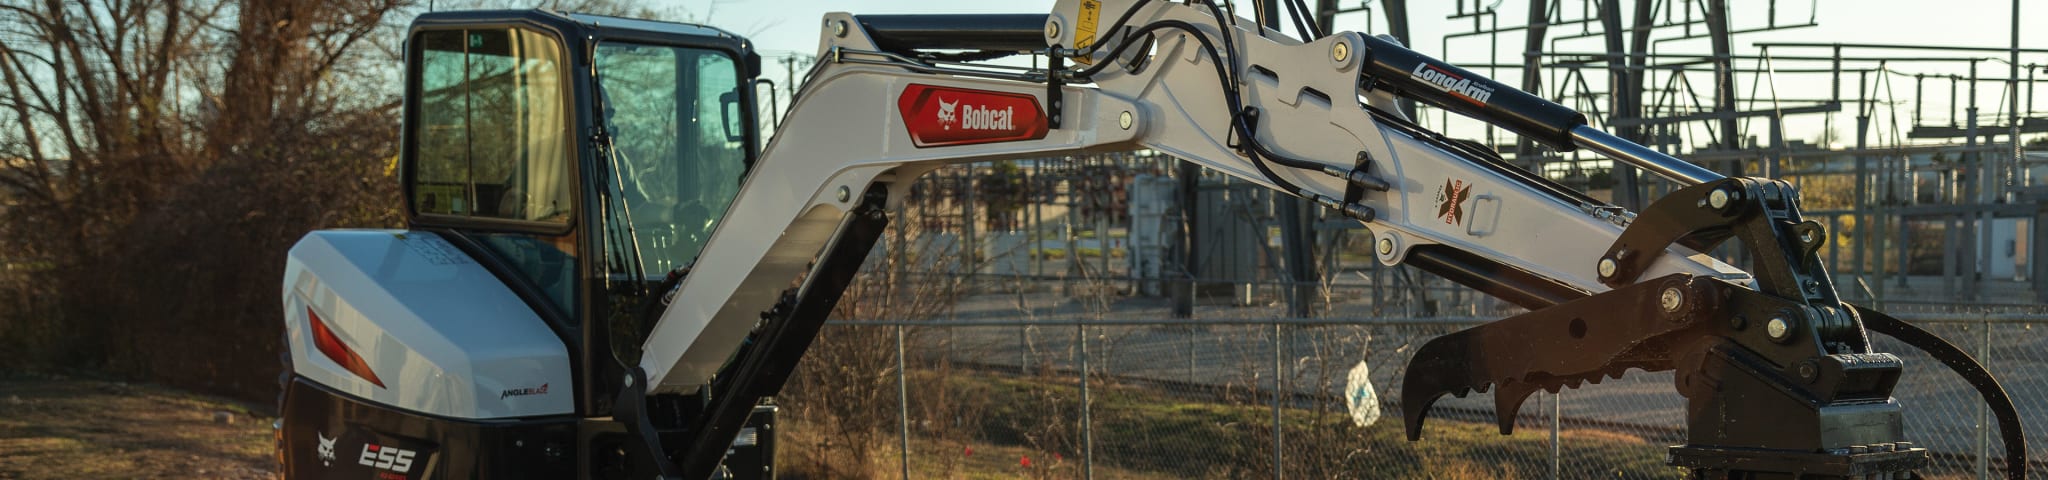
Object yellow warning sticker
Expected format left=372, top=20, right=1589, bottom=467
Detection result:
left=1074, top=0, right=1102, bottom=64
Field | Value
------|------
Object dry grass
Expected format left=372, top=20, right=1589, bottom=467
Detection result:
left=775, top=370, right=1686, bottom=479
left=778, top=416, right=1184, bottom=480
left=0, top=374, right=275, bottom=479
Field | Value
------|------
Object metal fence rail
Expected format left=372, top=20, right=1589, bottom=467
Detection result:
left=805, top=313, right=2048, bottom=479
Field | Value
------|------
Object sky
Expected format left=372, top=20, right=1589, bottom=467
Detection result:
left=661, top=0, right=2044, bottom=149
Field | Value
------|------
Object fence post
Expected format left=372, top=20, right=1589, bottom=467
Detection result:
left=1551, top=390, right=1562, bottom=480
left=897, top=324, right=911, bottom=480
left=1273, top=322, right=1285, bottom=479
left=1021, top=323, right=1030, bottom=376
left=1079, top=322, right=1096, bottom=480
left=1976, top=318, right=1991, bottom=480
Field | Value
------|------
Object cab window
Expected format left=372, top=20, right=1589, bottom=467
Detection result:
left=593, top=42, right=747, bottom=277
left=410, top=28, right=572, bottom=225
left=409, top=28, right=578, bottom=315
left=593, top=42, right=748, bottom=365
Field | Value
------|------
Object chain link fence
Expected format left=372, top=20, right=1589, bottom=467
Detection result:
left=791, top=301, right=2048, bottom=479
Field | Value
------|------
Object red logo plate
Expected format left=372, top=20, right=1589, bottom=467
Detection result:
left=897, top=84, right=1050, bottom=148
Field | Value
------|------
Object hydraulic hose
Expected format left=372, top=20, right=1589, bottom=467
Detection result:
left=1858, top=306, right=2027, bottom=480
left=1070, top=4, right=1349, bottom=196
left=1070, top=18, right=1310, bottom=196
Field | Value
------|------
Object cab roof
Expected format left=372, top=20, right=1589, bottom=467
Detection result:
left=408, top=9, right=759, bottom=76
left=562, top=12, right=740, bottom=41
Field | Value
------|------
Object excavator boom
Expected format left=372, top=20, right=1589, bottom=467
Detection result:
left=625, top=2, right=2021, bottom=479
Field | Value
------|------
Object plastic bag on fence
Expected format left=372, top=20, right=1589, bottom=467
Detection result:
left=1345, top=360, right=1381, bottom=427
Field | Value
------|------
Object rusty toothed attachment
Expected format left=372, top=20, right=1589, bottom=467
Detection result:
left=1402, top=274, right=1718, bottom=442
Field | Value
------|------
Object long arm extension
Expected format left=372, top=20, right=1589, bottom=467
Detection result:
left=627, top=2, right=2018, bottom=479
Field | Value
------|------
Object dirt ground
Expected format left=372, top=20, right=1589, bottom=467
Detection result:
left=0, top=374, right=276, bottom=479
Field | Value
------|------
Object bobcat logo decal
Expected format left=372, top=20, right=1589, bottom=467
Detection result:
left=936, top=97, right=958, bottom=129
left=895, top=84, right=1050, bottom=147
left=316, top=432, right=337, bottom=466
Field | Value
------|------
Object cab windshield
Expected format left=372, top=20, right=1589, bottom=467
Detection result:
left=593, top=42, right=748, bottom=278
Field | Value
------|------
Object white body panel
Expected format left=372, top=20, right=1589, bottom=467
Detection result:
left=283, top=230, right=573, bottom=419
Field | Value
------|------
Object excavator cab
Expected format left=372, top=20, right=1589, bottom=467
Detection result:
left=280, top=9, right=769, bottom=479
left=400, top=9, right=763, bottom=401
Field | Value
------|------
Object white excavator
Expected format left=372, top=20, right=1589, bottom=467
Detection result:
left=276, top=1, right=2026, bottom=478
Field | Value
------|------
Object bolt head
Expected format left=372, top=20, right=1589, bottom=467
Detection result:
left=1118, top=111, right=1134, bottom=130
left=837, top=186, right=852, bottom=202
left=1800, top=229, right=1817, bottom=244
left=1597, top=258, right=1619, bottom=278
left=1797, top=360, right=1819, bottom=383
left=1766, top=317, right=1792, bottom=341
left=1331, top=41, right=1350, bottom=63
left=1659, top=287, right=1684, bottom=313
left=834, top=20, right=849, bottom=38
left=1707, top=188, right=1731, bottom=210
left=1376, top=238, right=1394, bottom=256
left=1045, top=20, right=1061, bottom=39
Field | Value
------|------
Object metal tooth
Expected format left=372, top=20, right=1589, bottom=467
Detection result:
left=1491, top=381, right=1547, bottom=435
left=1435, top=366, right=1641, bottom=438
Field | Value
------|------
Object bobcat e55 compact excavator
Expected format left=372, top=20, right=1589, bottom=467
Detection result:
left=277, top=1, right=2027, bottom=478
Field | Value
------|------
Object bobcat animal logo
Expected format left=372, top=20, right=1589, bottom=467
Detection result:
left=316, top=432, right=337, bottom=466
left=1435, top=178, right=1472, bottom=225
left=936, top=97, right=958, bottom=129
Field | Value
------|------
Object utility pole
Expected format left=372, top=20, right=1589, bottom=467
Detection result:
left=2010, top=0, right=2022, bottom=198
left=1381, top=0, right=1416, bottom=120
left=779, top=55, right=809, bottom=101
left=1518, top=0, right=1550, bottom=171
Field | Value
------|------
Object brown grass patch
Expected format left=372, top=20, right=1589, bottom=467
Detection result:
left=0, top=375, right=275, bottom=479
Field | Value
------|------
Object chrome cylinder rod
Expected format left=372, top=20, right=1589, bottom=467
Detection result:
left=1569, top=125, right=1725, bottom=186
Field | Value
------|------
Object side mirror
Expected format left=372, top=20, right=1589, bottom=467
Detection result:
left=753, top=78, right=780, bottom=139
left=719, top=90, right=745, bottom=143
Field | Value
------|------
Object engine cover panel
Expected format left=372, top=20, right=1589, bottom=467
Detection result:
left=283, top=229, right=573, bottom=419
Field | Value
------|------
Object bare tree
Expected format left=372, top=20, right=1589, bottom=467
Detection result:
left=780, top=176, right=989, bottom=478
left=0, top=0, right=413, bottom=398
